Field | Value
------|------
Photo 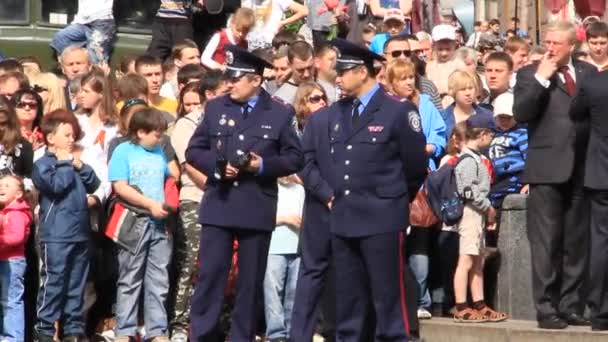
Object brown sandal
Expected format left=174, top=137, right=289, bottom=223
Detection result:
left=453, top=307, right=488, bottom=323
left=477, top=306, right=509, bottom=322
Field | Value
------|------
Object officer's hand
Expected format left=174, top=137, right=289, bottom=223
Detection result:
left=287, top=214, right=302, bottom=229
left=520, top=184, right=530, bottom=194
left=149, top=202, right=169, bottom=219
left=245, top=152, right=263, bottom=174
left=225, top=163, right=240, bottom=179
left=536, top=52, right=558, bottom=81
left=487, top=207, right=497, bottom=225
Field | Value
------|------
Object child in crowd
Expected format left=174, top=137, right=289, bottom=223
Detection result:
left=369, top=9, right=406, bottom=54
left=108, top=108, right=173, bottom=341
left=263, top=175, right=304, bottom=341
left=0, top=175, right=32, bottom=342
left=32, top=109, right=101, bottom=341
left=201, top=8, right=255, bottom=70
left=488, top=93, right=528, bottom=208
left=452, top=115, right=507, bottom=323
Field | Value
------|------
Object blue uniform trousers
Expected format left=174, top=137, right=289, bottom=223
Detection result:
left=291, top=215, right=335, bottom=342
left=332, top=231, right=411, bottom=342
left=36, top=241, right=89, bottom=337
left=190, top=226, right=271, bottom=342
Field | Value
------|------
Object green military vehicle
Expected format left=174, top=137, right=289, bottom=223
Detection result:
left=0, top=0, right=160, bottom=70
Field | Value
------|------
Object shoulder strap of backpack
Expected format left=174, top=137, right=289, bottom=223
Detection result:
left=456, top=153, right=479, bottom=176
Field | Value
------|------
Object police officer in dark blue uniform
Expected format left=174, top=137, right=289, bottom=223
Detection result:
left=300, top=38, right=427, bottom=341
left=186, top=45, right=304, bottom=342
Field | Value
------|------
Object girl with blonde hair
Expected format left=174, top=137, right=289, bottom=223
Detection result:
left=29, top=72, right=67, bottom=114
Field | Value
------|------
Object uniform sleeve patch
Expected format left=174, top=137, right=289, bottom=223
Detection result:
left=408, top=110, right=422, bottom=133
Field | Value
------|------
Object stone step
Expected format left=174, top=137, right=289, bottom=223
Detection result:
left=420, top=318, right=608, bottom=342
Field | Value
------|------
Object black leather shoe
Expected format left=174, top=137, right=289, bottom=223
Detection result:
left=538, top=314, right=568, bottom=329
left=563, top=313, right=591, bottom=326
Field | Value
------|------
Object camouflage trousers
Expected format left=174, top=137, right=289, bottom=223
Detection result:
left=170, top=200, right=202, bottom=332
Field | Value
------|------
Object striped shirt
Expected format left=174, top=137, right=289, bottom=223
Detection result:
left=156, top=0, right=191, bottom=19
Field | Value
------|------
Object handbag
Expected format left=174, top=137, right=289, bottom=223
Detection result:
left=409, top=186, right=439, bottom=228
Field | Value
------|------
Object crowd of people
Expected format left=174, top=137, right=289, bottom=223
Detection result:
left=0, top=0, right=608, bottom=342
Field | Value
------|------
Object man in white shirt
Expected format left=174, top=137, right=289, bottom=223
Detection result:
left=51, top=0, right=116, bottom=65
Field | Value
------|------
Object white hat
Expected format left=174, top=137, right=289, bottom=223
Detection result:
left=383, top=8, right=405, bottom=23
left=431, top=24, right=456, bottom=42
left=492, top=92, right=514, bottom=117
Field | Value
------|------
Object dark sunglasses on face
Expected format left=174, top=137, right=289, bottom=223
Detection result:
left=411, top=49, right=423, bottom=55
left=389, top=50, right=412, bottom=58
left=16, top=102, right=37, bottom=109
left=308, top=95, right=326, bottom=104
left=33, top=85, right=48, bottom=93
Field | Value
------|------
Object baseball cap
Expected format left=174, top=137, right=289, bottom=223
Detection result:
left=383, top=8, right=405, bottom=24
left=432, top=24, right=456, bottom=42
left=492, top=93, right=514, bottom=117
left=466, top=112, right=496, bottom=130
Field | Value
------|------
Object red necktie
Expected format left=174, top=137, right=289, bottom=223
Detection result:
left=559, top=65, right=576, bottom=96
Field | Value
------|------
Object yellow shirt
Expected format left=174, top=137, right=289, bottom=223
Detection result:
left=116, top=96, right=178, bottom=125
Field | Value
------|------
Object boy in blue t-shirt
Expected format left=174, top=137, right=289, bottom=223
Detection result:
left=108, top=107, right=173, bottom=340
left=488, top=93, right=528, bottom=208
left=369, top=9, right=407, bottom=54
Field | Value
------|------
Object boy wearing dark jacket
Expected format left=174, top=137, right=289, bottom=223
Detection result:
left=32, top=111, right=100, bottom=342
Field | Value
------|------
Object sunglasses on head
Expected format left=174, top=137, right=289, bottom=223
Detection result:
left=16, top=101, right=37, bottom=110
left=389, top=50, right=412, bottom=58
left=308, top=95, right=326, bottom=104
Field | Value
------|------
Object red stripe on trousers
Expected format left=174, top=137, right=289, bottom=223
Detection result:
left=399, top=231, right=411, bottom=336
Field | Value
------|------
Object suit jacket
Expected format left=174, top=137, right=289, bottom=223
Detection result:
left=570, top=70, right=608, bottom=190
left=513, top=60, right=596, bottom=184
left=186, top=90, right=303, bottom=231
left=300, top=86, right=427, bottom=238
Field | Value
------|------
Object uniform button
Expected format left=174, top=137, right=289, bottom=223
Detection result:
left=233, top=181, right=239, bottom=187
left=236, top=149, right=244, bottom=155
left=263, top=134, right=269, bottom=139
left=344, top=174, right=350, bottom=180
left=345, top=160, right=350, bottom=165
left=347, top=145, right=352, bottom=150
left=372, top=137, right=377, bottom=142
left=239, top=134, right=244, bottom=141
left=344, top=190, right=350, bottom=196
left=217, top=132, right=222, bottom=136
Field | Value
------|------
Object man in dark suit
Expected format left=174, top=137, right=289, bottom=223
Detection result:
left=513, top=20, right=595, bottom=330
left=301, top=38, right=427, bottom=341
left=570, top=66, right=608, bottom=331
left=186, top=45, right=303, bottom=341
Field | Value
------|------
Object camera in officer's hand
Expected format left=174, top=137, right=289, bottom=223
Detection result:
left=231, top=152, right=252, bottom=170
left=216, top=158, right=228, bottom=180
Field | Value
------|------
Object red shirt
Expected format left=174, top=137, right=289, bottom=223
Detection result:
left=212, top=29, right=248, bottom=65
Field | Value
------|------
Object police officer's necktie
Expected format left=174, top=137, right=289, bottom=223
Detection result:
left=242, top=103, right=252, bottom=119
left=558, top=65, right=576, bottom=96
left=352, top=98, right=361, bottom=124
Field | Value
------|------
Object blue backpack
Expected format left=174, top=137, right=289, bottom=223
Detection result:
left=425, top=154, right=477, bottom=226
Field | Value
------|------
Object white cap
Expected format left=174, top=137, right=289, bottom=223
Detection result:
left=383, top=8, right=405, bottom=23
left=493, top=92, right=514, bottom=117
left=431, top=24, right=456, bottom=42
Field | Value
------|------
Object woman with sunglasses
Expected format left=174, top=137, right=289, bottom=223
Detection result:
left=386, top=58, right=446, bottom=322
left=12, top=88, right=45, bottom=158
left=29, top=72, right=67, bottom=114
left=0, top=96, right=34, bottom=181
left=293, top=82, right=328, bottom=133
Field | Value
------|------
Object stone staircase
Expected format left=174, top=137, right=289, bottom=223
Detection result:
left=420, top=318, right=608, bottom=342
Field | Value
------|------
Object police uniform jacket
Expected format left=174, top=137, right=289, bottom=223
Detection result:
left=301, top=86, right=427, bottom=238
left=186, top=90, right=304, bottom=231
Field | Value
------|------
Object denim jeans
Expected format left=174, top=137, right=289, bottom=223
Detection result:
left=115, top=222, right=172, bottom=338
left=50, top=19, right=116, bottom=64
left=407, top=227, right=432, bottom=309
left=0, top=258, right=26, bottom=342
left=264, top=254, right=300, bottom=340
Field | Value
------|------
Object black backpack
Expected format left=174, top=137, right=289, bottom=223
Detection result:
left=425, top=154, right=477, bottom=226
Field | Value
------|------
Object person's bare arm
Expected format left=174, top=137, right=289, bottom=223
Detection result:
left=113, top=181, right=167, bottom=218
left=184, top=163, right=208, bottom=190
left=279, top=2, right=309, bottom=29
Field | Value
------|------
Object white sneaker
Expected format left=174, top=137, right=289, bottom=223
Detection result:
left=171, top=331, right=188, bottom=342
left=417, top=308, right=432, bottom=319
